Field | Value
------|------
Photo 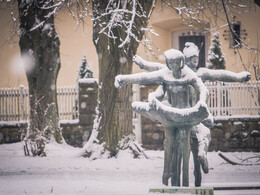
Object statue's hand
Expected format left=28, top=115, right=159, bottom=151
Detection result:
left=148, top=93, right=158, bottom=110
left=133, top=55, right=144, bottom=69
left=197, top=101, right=209, bottom=118
left=114, top=75, right=126, bottom=88
left=202, top=113, right=214, bottom=128
left=244, top=72, right=251, bottom=82
left=240, top=71, right=251, bottom=82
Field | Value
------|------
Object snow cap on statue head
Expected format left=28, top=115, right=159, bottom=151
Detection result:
left=183, top=42, right=199, bottom=58
left=164, top=49, right=185, bottom=69
left=164, top=49, right=184, bottom=60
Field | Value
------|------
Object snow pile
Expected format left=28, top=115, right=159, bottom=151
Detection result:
left=0, top=142, right=260, bottom=194
left=82, top=105, right=109, bottom=160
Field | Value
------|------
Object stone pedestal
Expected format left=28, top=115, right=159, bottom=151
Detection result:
left=61, top=78, right=98, bottom=147
left=78, top=78, right=98, bottom=126
left=149, top=187, right=214, bottom=195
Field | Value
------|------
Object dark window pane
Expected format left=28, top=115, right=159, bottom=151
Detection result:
left=232, top=23, right=241, bottom=48
left=179, top=36, right=205, bottom=68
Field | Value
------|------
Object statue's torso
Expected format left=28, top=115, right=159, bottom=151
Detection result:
left=166, top=84, right=189, bottom=109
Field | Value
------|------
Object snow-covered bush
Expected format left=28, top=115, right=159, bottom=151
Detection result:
left=77, top=55, right=93, bottom=79
left=208, top=32, right=226, bottom=70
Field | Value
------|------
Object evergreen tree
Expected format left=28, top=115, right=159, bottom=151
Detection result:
left=208, top=32, right=226, bottom=69
left=78, top=55, right=93, bottom=79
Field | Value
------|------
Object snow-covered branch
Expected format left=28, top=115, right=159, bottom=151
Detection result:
left=162, top=0, right=253, bottom=30
left=29, top=0, right=90, bottom=32
left=118, top=0, right=137, bottom=48
left=93, top=0, right=155, bottom=49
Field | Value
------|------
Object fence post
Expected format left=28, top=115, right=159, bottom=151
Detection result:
left=217, top=82, right=221, bottom=116
left=132, top=84, right=142, bottom=143
left=78, top=78, right=98, bottom=142
left=19, top=85, right=25, bottom=121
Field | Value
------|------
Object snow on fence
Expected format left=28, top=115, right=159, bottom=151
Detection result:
left=0, top=81, right=259, bottom=122
left=0, top=85, right=78, bottom=121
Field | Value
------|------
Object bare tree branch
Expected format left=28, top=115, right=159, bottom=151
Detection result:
left=219, top=152, right=260, bottom=166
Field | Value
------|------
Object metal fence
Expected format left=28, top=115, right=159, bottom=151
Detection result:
left=0, top=85, right=78, bottom=121
left=0, top=81, right=259, bottom=121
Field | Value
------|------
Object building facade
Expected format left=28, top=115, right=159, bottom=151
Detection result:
left=0, top=1, right=259, bottom=88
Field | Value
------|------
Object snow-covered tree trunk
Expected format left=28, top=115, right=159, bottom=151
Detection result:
left=18, top=0, right=62, bottom=156
left=84, top=0, right=155, bottom=158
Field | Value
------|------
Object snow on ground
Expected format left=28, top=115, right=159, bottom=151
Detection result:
left=0, top=141, right=260, bottom=195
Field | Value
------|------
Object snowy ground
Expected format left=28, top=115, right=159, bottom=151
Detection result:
left=0, top=141, right=260, bottom=195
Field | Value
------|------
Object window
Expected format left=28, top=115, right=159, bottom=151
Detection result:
left=231, top=22, right=241, bottom=48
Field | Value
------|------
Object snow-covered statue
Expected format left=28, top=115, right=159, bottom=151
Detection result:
left=115, top=49, right=212, bottom=187
left=183, top=42, right=251, bottom=186
left=183, top=42, right=212, bottom=187
left=132, top=42, right=251, bottom=187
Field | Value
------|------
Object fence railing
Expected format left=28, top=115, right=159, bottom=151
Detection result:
left=206, top=81, right=260, bottom=116
left=0, top=81, right=259, bottom=121
left=0, top=85, right=29, bottom=121
left=0, top=85, right=78, bottom=121
left=57, top=86, right=78, bottom=120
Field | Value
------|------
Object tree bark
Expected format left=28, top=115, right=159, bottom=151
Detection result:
left=88, top=0, right=155, bottom=157
left=18, top=0, right=62, bottom=156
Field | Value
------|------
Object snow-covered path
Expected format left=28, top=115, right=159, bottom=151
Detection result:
left=0, top=142, right=260, bottom=195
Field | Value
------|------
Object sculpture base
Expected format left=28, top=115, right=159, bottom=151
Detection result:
left=149, top=187, right=214, bottom=195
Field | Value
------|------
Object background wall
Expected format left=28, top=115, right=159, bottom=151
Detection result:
left=0, top=1, right=259, bottom=86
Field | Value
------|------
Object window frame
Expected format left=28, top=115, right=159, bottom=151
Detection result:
left=230, top=21, right=242, bottom=48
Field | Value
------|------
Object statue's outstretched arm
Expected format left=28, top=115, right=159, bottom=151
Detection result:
left=133, top=55, right=165, bottom=71
left=115, top=70, right=164, bottom=88
left=197, top=68, right=251, bottom=83
left=116, top=66, right=197, bottom=89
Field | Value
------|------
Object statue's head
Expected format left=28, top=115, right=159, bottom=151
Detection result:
left=164, top=49, right=185, bottom=78
left=183, top=42, right=199, bottom=71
